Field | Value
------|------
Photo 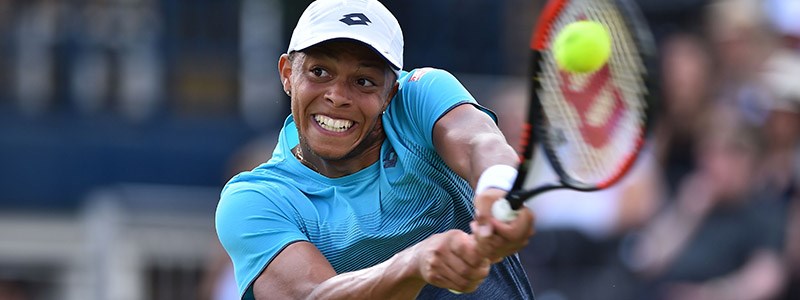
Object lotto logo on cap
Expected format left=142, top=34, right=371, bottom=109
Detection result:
left=340, top=13, right=371, bottom=26
left=288, top=0, right=404, bottom=73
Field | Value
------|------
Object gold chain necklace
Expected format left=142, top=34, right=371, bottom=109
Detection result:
left=294, top=146, right=319, bottom=172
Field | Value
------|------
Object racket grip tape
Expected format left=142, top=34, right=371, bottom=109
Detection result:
left=491, top=198, right=519, bottom=222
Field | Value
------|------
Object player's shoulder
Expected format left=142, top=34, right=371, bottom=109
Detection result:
left=395, top=67, right=463, bottom=102
left=221, top=164, right=301, bottom=203
left=399, top=67, right=456, bottom=85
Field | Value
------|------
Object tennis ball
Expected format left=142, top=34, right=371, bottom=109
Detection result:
left=553, top=21, right=612, bottom=73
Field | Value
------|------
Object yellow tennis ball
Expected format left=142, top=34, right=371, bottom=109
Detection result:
left=553, top=21, right=612, bottom=73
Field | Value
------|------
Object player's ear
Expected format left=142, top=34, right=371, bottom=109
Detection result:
left=383, top=81, right=399, bottom=111
left=278, top=53, right=293, bottom=95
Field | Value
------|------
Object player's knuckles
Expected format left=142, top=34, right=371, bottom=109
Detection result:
left=447, top=229, right=473, bottom=246
left=424, top=252, right=446, bottom=271
left=441, top=266, right=477, bottom=291
left=427, top=273, right=448, bottom=286
left=450, top=235, right=478, bottom=259
left=434, top=234, right=461, bottom=256
left=424, top=265, right=456, bottom=286
left=462, top=262, right=491, bottom=280
left=452, top=262, right=485, bottom=281
left=456, top=248, right=483, bottom=268
left=484, top=235, right=507, bottom=249
left=453, top=273, right=484, bottom=292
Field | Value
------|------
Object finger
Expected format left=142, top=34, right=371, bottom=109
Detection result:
left=476, top=209, right=534, bottom=260
left=451, top=230, right=492, bottom=269
left=426, top=265, right=468, bottom=292
left=451, top=231, right=493, bottom=278
left=443, top=255, right=491, bottom=292
left=490, top=206, right=534, bottom=241
left=429, top=251, right=487, bottom=293
left=473, top=189, right=506, bottom=237
left=471, top=220, right=509, bottom=250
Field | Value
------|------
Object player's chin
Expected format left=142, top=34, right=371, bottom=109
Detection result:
left=304, top=144, right=347, bottom=160
left=305, top=129, right=360, bottom=150
left=311, top=140, right=361, bottom=161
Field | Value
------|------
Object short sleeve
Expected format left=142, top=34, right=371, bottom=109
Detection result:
left=215, top=184, right=309, bottom=298
left=388, top=68, right=497, bottom=148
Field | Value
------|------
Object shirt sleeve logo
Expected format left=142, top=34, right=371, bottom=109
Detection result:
left=340, top=13, right=371, bottom=26
left=409, top=67, right=434, bottom=82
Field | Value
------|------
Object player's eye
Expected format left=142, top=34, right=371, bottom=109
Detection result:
left=356, top=78, right=376, bottom=87
left=310, top=67, right=329, bottom=78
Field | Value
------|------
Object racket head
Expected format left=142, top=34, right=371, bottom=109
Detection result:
left=511, top=0, right=657, bottom=203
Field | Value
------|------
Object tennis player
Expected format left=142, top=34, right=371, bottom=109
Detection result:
left=215, top=0, right=536, bottom=298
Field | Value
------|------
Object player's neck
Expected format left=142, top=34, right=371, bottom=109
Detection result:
left=294, top=140, right=383, bottom=178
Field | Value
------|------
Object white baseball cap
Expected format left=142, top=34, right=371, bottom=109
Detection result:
left=287, top=0, right=404, bottom=75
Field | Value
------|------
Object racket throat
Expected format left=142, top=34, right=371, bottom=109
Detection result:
left=506, top=184, right=569, bottom=209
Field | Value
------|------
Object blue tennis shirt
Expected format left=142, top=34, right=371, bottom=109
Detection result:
left=216, top=68, right=534, bottom=299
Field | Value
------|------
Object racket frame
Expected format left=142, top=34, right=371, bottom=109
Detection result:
left=505, top=0, right=658, bottom=210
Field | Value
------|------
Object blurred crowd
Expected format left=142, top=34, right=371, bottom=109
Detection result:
left=515, top=0, right=800, bottom=300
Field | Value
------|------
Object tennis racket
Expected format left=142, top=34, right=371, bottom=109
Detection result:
left=492, top=0, right=657, bottom=222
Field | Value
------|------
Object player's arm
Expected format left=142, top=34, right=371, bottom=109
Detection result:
left=252, top=230, right=491, bottom=300
left=432, top=104, right=534, bottom=260
left=432, top=104, right=517, bottom=187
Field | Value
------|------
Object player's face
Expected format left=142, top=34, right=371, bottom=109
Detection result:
left=280, top=41, right=398, bottom=168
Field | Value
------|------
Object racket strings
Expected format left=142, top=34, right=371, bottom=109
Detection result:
left=538, top=0, right=648, bottom=185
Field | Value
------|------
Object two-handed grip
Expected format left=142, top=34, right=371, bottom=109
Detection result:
left=491, top=198, right=519, bottom=222
left=447, top=199, right=520, bottom=294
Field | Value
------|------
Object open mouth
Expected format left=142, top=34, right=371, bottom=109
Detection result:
left=314, top=114, right=354, bottom=132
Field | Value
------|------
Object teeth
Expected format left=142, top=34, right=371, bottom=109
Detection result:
left=314, top=115, right=353, bottom=132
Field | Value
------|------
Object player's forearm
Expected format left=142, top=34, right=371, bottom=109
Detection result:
left=467, top=132, right=519, bottom=187
left=306, top=249, right=426, bottom=300
left=433, top=104, right=518, bottom=188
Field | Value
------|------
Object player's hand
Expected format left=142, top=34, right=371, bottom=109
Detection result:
left=472, top=188, right=535, bottom=262
left=410, top=229, right=492, bottom=293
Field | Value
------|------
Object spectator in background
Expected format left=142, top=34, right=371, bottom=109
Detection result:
left=757, top=23, right=800, bottom=208
left=707, top=0, right=778, bottom=127
left=763, top=89, right=800, bottom=300
left=515, top=146, right=663, bottom=300
left=631, top=107, right=786, bottom=300
left=509, top=8, right=717, bottom=300
left=785, top=199, right=800, bottom=299
left=652, top=32, right=716, bottom=195
left=759, top=38, right=800, bottom=300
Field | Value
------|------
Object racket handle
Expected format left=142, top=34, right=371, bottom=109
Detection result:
left=491, top=198, right=519, bottom=222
